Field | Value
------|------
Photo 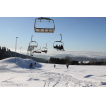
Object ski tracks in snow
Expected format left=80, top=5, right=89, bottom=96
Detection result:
left=32, top=71, right=101, bottom=87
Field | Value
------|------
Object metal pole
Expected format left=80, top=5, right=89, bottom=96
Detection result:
left=27, top=52, right=28, bottom=59
left=60, top=34, right=62, bottom=41
left=30, top=51, right=31, bottom=59
left=15, top=37, right=18, bottom=63
left=20, top=47, right=22, bottom=58
left=21, top=50, right=22, bottom=57
left=20, top=48, right=21, bottom=58
left=31, top=35, right=33, bottom=42
left=21, top=50, right=23, bottom=58
left=27, top=51, right=28, bottom=59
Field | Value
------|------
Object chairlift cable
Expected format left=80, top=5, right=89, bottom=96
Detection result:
left=41, top=17, right=83, bottom=47
left=61, top=17, right=83, bottom=34
left=48, top=17, right=83, bottom=43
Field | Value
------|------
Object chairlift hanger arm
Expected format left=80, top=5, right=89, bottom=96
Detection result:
left=31, top=35, right=33, bottom=41
left=60, top=34, right=62, bottom=41
left=53, top=34, right=62, bottom=43
left=37, top=17, right=52, bottom=21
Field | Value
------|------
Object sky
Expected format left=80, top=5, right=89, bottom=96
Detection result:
left=0, top=17, right=106, bottom=59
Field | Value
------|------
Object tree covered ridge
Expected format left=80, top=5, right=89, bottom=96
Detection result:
left=49, top=56, right=78, bottom=65
left=48, top=56, right=106, bottom=65
left=0, top=46, right=11, bottom=60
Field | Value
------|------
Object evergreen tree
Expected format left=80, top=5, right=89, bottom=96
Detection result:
left=0, top=46, right=2, bottom=60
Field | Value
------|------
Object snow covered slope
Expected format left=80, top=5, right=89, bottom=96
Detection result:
left=0, top=57, right=106, bottom=87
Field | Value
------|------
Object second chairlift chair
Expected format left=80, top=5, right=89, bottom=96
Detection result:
left=41, top=43, right=48, bottom=53
left=33, top=47, right=42, bottom=53
left=53, top=34, right=65, bottom=51
left=27, top=35, right=38, bottom=56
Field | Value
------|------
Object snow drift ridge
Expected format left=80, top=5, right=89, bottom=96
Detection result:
left=0, top=57, right=42, bottom=69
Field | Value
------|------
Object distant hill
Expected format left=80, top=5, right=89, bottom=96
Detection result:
left=9, top=51, right=106, bottom=63
left=53, top=54, right=106, bottom=62
left=10, top=51, right=47, bottom=63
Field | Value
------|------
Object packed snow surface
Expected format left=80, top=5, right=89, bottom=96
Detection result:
left=0, top=57, right=106, bottom=87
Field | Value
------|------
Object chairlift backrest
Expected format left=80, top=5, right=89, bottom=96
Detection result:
left=36, top=48, right=41, bottom=53
left=53, top=34, right=63, bottom=46
left=42, top=47, right=48, bottom=52
left=33, top=47, right=41, bottom=53
left=29, top=41, right=38, bottom=48
left=53, top=41, right=64, bottom=47
left=42, top=43, right=47, bottom=49
left=42, top=43, right=48, bottom=52
left=37, top=47, right=41, bottom=51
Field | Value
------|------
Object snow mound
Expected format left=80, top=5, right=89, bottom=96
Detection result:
left=0, top=57, right=42, bottom=69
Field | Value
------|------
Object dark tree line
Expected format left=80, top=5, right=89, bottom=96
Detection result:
left=0, top=46, right=11, bottom=60
left=89, top=61, right=106, bottom=65
left=49, top=57, right=66, bottom=64
left=49, top=56, right=106, bottom=65
left=49, top=56, right=79, bottom=65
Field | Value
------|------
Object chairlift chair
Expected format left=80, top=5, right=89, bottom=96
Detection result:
left=32, top=47, right=37, bottom=53
left=27, top=45, right=34, bottom=51
left=34, top=17, right=55, bottom=33
left=33, top=47, right=41, bottom=53
left=29, top=41, right=38, bottom=48
left=53, top=34, right=65, bottom=51
left=28, top=35, right=38, bottom=51
left=42, top=43, right=48, bottom=53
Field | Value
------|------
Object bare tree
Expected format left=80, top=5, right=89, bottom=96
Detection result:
left=64, top=56, right=72, bottom=64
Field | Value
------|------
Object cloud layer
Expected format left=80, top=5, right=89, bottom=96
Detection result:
left=10, top=47, right=106, bottom=60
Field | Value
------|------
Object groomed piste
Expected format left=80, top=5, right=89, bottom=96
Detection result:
left=0, top=57, right=106, bottom=87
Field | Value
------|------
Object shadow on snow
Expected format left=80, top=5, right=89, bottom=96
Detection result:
left=84, top=75, right=94, bottom=78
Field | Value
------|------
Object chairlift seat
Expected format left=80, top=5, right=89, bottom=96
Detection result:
left=55, top=48, right=65, bottom=51
left=53, top=45, right=64, bottom=51
left=53, top=46, right=58, bottom=48
left=59, top=46, right=63, bottom=50
left=30, top=45, right=38, bottom=47
left=41, top=44, right=48, bottom=53
left=42, top=50, right=47, bottom=53
left=33, top=51, right=41, bottom=53
left=36, top=51, right=41, bottom=53
left=35, top=28, right=54, bottom=33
